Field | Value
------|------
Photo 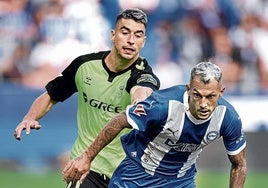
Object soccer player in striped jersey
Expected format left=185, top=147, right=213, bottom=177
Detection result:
left=63, top=62, right=247, bottom=188
left=14, top=8, right=160, bottom=188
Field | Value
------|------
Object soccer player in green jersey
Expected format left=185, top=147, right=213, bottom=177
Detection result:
left=14, top=8, right=160, bottom=188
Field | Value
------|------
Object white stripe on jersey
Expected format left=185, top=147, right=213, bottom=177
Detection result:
left=201, top=105, right=226, bottom=146
left=141, top=100, right=186, bottom=175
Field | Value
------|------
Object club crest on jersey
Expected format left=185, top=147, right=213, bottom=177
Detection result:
left=116, top=85, right=124, bottom=98
left=206, top=131, right=218, bottom=141
left=133, top=104, right=147, bottom=116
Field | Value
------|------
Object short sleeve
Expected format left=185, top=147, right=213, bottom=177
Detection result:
left=45, top=57, right=79, bottom=102
left=125, top=58, right=160, bottom=93
left=222, top=113, right=246, bottom=155
left=126, top=93, right=167, bottom=132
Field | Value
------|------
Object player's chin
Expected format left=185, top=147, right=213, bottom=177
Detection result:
left=121, top=53, right=135, bottom=60
left=197, top=112, right=211, bottom=120
left=121, top=50, right=137, bottom=58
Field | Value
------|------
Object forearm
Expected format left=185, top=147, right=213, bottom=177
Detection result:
left=85, top=112, right=130, bottom=161
left=229, top=164, right=247, bottom=187
left=228, top=149, right=247, bottom=188
left=62, top=112, right=130, bottom=184
left=23, top=92, right=56, bottom=121
left=130, top=86, right=153, bottom=104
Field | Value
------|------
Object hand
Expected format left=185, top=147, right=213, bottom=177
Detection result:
left=62, top=152, right=91, bottom=185
left=14, top=120, right=42, bottom=141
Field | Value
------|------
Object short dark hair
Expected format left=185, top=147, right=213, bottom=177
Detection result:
left=116, top=8, right=148, bottom=28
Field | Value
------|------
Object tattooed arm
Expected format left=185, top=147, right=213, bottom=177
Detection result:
left=228, top=148, right=247, bottom=188
left=62, top=112, right=130, bottom=184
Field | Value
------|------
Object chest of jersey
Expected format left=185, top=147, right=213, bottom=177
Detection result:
left=124, top=100, right=227, bottom=178
left=75, top=60, right=132, bottom=114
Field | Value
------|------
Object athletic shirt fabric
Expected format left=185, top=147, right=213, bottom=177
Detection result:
left=124, top=85, right=246, bottom=179
left=45, top=51, right=160, bottom=178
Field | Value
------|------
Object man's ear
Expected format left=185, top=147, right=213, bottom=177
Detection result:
left=186, top=84, right=190, bottom=93
left=111, top=30, right=115, bottom=42
left=141, top=35, right=146, bottom=48
left=220, top=87, right=225, bottom=97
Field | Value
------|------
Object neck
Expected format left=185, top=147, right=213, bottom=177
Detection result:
left=105, top=49, right=138, bottom=72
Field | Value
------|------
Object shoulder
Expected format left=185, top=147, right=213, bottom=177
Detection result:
left=153, top=85, right=186, bottom=97
left=126, top=57, right=161, bottom=92
left=217, top=97, right=242, bottom=130
left=218, top=97, right=239, bottom=117
left=150, top=85, right=186, bottom=102
left=130, top=57, right=156, bottom=74
left=63, top=51, right=108, bottom=74
left=73, top=51, right=108, bottom=64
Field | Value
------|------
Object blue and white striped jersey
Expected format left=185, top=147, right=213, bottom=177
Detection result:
left=123, top=85, right=246, bottom=180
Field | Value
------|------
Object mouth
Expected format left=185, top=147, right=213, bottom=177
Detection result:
left=123, top=47, right=135, bottom=54
left=198, top=109, right=210, bottom=117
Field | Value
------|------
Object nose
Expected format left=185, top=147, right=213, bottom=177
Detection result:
left=127, top=34, right=135, bottom=44
left=200, top=97, right=208, bottom=108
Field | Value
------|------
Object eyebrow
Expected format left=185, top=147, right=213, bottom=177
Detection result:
left=193, top=88, right=216, bottom=97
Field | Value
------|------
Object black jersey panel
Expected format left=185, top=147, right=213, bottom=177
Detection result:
left=45, top=51, right=108, bottom=102
left=126, top=58, right=160, bottom=92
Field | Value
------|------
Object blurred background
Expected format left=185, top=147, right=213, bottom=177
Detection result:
left=1, top=0, right=268, bottom=187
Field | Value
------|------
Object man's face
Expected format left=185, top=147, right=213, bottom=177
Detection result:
left=187, top=75, right=225, bottom=120
left=111, top=18, right=146, bottom=60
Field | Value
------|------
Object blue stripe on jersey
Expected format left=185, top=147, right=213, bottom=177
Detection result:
left=123, top=85, right=246, bottom=179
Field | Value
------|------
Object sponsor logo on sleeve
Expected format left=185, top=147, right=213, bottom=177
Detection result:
left=137, top=74, right=158, bottom=86
left=235, top=131, right=245, bottom=144
left=133, top=104, right=147, bottom=116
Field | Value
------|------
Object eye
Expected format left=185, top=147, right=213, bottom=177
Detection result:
left=135, top=33, right=143, bottom=38
left=208, top=95, right=215, bottom=99
left=122, top=30, right=130, bottom=35
left=193, top=93, right=201, bottom=98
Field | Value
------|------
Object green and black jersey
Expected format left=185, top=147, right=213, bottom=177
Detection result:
left=45, top=51, right=160, bottom=178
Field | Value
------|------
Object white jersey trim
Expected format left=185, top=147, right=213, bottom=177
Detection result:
left=126, top=105, right=139, bottom=130
left=227, top=142, right=246, bottom=155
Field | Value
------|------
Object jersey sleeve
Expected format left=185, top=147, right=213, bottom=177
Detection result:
left=125, top=58, right=160, bottom=93
left=45, top=56, right=79, bottom=102
left=221, top=111, right=246, bottom=155
left=126, top=93, right=167, bottom=132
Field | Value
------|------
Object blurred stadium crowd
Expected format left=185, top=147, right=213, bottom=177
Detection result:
left=1, top=0, right=268, bottom=95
